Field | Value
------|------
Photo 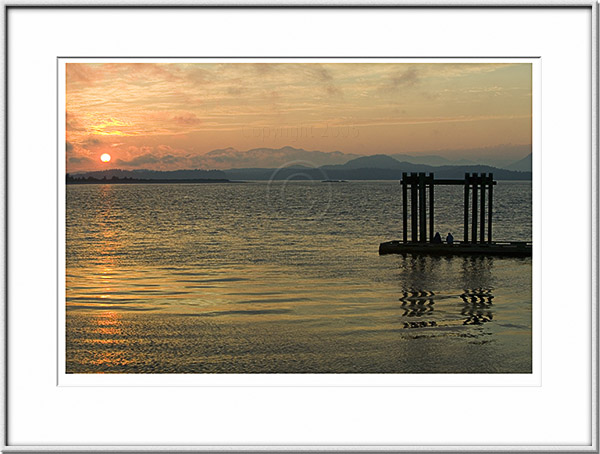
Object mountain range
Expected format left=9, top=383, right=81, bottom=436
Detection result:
left=188, top=145, right=531, bottom=170
left=71, top=152, right=532, bottom=182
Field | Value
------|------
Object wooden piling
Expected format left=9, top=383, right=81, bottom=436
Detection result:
left=464, top=173, right=469, bottom=243
left=419, top=173, right=426, bottom=243
left=471, top=173, right=478, bottom=243
left=398, top=171, right=497, bottom=247
left=480, top=172, right=486, bottom=243
left=402, top=172, right=407, bottom=243
left=488, top=173, right=493, bottom=243
left=429, top=173, right=434, bottom=243
left=411, top=173, right=418, bottom=243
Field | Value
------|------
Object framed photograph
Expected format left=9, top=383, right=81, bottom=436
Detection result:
left=4, top=3, right=597, bottom=452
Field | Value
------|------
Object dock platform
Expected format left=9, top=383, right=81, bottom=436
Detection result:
left=379, top=240, right=532, bottom=258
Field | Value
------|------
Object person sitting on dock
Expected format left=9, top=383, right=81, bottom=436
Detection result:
left=446, top=232, right=454, bottom=244
left=432, top=232, right=442, bottom=244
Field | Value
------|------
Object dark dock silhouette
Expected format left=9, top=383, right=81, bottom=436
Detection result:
left=379, top=172, right=531, bottom=257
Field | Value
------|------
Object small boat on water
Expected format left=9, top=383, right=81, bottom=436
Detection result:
left=379, top=240, right=532, bottom=258
left=322, top=179, right=347, bottom=183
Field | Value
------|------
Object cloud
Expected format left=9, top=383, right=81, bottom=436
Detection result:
left=196, top=146, right=357, bottom=169
left=313, top=65, right=333, bottom=82
left=160, top=154, right=185, bottom=165
left=390, top=67, right=420, bottom=89
left=311, top=64, right=342, bottom=96
left=172, top=113, right=201, bottom=126
left=68, top=156, right=93, bottom=164
left=114, top=153, right=160, bottom=167
left=66, top=111, right=86, bottom=132
left=252, top=64, right=275, bottom=75
left=108, top=144, right=190, bottom=169
left=66, top=141, right=73, bottom=152
left=227, top=86, right=245, bottom=96
left=66, top=64, right=95, bottom=85
left=81, top=138, right=102, bottom=148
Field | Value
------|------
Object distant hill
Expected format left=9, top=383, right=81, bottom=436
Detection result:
left=196, top=146, right=358, bottom=169
left=223, top=157, right=531, bottom=181
left=70, top=145, right=534, bottom=173
left=390, top=153, right=463, bottom=167
left=504, top=153, right=532, bottom=172
left=71, top=154, right=533, bottom=183
left=74, top=168, right=227, bottom=180
left=322, top=154, right=406, bottom=169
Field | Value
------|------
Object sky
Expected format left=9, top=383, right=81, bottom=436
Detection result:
left=66, top=62, right=532, bottom=172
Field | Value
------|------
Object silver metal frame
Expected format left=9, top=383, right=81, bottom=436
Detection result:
left=2, top=3, right=598, bottom=452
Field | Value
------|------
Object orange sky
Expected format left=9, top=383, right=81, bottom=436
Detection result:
left=66, top=62, right=532, bottom=172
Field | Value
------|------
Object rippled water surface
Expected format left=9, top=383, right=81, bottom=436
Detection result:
left=66, top=181, right=532, bottom=373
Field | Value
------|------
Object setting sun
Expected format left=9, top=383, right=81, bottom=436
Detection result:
left=100, top=153, right=111, bottom=163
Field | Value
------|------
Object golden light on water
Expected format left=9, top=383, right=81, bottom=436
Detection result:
left=100, top=153, right=111, bottom=163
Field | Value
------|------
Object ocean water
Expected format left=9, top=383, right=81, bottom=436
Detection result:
left=66, top=180, right=532, bottom=373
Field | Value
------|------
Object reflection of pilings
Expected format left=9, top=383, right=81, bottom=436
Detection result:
left=397, top=254, right=441, bottom=290
left=399, top=289, right=435, bottom=305
left=458, top=257, right=495, bottom=325
left=460, top=256, right=495, bottom=289
left=462, top=308, right=493, bottom=325
left=403, top=321, right=437, bottom=329
left=399, top=289, right=435, bottom=321
left=396, top=256, right=440, bottom=325
left=460, top=288, right=494, bottom=325
left=460, top=289, right=494, bottom=306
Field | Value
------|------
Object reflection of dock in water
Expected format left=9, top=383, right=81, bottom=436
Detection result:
left=379, top=172, right=532, bottom=257
left=399, top=289, right=435, bottom=318
left=460, top=289, right=494, bottom=325
left=397, top=256, right=497, bottom=329
left=398, top=287, right=495, bottom=328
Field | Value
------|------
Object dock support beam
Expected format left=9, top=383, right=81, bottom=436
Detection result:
left=480, top=173, right=486, bottom=244
left=399, top=172, right=495, bottom=245
left=402, top=172, right=407, bottom=243
left=464, top=173, right=469, bottom=243
left=419, top=173, right=426, bottom=243
left=488, top=173, right=493, bottom=243
left=471, top=174, right=478, bottom=243
left=429, top=173, right=434, bottom=243
left=411, top=173, right=418, bottom=243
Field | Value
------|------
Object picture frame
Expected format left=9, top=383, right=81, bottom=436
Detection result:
left=3, top=2, right=597, bottom=452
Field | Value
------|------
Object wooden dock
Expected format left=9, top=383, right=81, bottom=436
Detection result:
left=379, top=240, right=532, bottom=257
left=380, top=172, right=531, bottom=257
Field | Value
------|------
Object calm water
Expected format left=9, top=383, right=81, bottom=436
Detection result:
left=66, top=181, right=532, bottom=373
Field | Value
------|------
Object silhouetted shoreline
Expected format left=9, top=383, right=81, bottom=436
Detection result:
left=67, top=176, right=238, bottom=185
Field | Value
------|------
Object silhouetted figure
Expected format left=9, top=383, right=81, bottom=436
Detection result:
left=446, top=232, right=454, bottom=244
left=432, top=232, right=442, bottom=244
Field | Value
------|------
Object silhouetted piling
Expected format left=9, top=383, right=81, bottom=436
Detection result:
left=429, top=173, right=434, bottom=242
left=402, top=172, right=408, bottom=243
left=400, top=172, right=497, bottom=245
left=488, top=173, right=493, bottom=243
